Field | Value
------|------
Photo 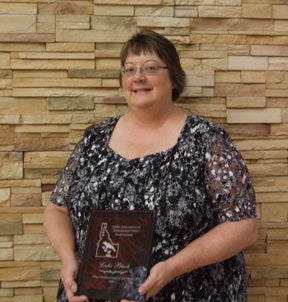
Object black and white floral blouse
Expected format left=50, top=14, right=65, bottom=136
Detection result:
left=50, top=115, right=256, bottom=302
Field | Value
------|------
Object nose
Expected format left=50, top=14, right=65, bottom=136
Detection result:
left=134, top=67, right=145, bottom=79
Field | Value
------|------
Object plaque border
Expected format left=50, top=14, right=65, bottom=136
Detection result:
left=77, top=209, right=156, bottom=300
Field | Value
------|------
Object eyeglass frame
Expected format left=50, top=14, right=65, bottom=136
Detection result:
left=120, top=62, right=168, bottom=77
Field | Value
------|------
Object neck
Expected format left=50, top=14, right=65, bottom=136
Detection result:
left=126, top=104, right=182, bottom=129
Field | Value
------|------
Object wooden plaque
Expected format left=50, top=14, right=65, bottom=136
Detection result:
left=77, top=209, right=156, bottom=301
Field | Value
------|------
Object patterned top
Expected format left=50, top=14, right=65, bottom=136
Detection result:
left=50, top=115, right=256, bottom=302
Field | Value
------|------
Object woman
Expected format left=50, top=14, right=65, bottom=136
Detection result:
left=44, top=29, right=258, bottom=302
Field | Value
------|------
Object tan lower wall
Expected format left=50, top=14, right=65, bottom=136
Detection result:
left=0, top=1, right=287, bottom=301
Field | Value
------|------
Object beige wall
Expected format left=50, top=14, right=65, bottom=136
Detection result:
left=0, top=1, right=287, bottom=301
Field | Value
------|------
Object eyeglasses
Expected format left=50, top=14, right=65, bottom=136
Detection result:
left=120, top=62, right=168, bottom=77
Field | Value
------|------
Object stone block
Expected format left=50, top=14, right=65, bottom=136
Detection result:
left=0, top=98, right=47, bottom=115
left=268, top=241, right=288, bottom=254
left=11, top=59, right=94, bottom=70
left=275, top=20, right=288, bottom=32
left=23, top=224, right=45, bottom=235
left=261, top=203, right=288, bottom=222
left=202, top=58, right=227, bottom=70
left=14, top=245, right=59, bottom=261
left=0, top=15, right=36, bottom=34
left=199, top=6, right=241, bottom=18
left=37, top=15, right=55, bottom=34
left=0, top=42, right=45, bottom=52
left=42, top=268, right=60, bottom=282
left=0, top=33, right=54, bottom=43
left=0, top=214, right=22, bottom=235
left=241, top=71, right=266, bottom=83
left=56, top=15, right=90, bottom=30
left=270, top=124, right=288, bottom=136
left=0, top=69, right=12, bottom=78
left=186, top=70, right=214, bottom=86
left=248, top=163, right=287, bottom=177
left=223, top=124, right=269, bottom=138
left=227, top=108, right=281, bottom=123
left=227, top=97, right=266, bottom=108
left=0, top=266, right=40, bottom=281
left=268, top=228, right=288, bottom=240
left=23, top=213, right=43, bottom=225
left=273, top=5, right=288, bottom=19
left=266, top=71, right=288, bottom=84
left=24, top=151, right=70, bottom=169
left=0, top=78, right=12, bottom=90
left=0, top=287, right=13, bottom=297
left=0, top=3, right=37, bottom=14
left=13, top=87, right=117, bottom=98
left=16, top=125, right=69, bottom=134
left=0, top=53, right=11, bottom=69
left=11, top=193, right=42, bottom=207
left=13, top=295, right=43, bottom=302
left=137, top=16, right=190, bottom=28
left=269, top=57, right=288, bottom=70
left=95, top=58, right=120, bottom=70
left=215, top=71, right=241, bottom=83
left=191, top=17, right=273, bottom=32
left=266, top=97, right=288, bottom=108
left=251, top=265, right=288, bottom=280
left=43, top=287, right=58, bottom=302
left=2, top=279, right=41, bottom=289
left=178, top=101, right=226, bottom=118
left=68, top=69, right=119, bottom=78
left=0, top=125, right=14, bottom=147
left=251, top=45, right=288, bottom=56
left=38, top=1, right=93, bottom=15
left=0, top=248, right=13, bottom=261
left=24, top=168, right=61, bottom=183
left=14, top=234, right=48, bottom=246
left=0, top=188, right=11, bottom=206
left=242, top=4, right=272, bottom=18
left=96, top=5, right=134, bottom=16
left=257, top=191, right=288, bottom=203
left=0, top=236, right=12, bottom=248
left=215, top=83, right=265, bottom=97
left=175, top=6, right=198, bottom=18
left=0, top=152, right=23, bottom=180
left=266, top=88, right=288, bottom=98
left=94, top=0, right=174, bottom=4
left=47, top=97, right=94, bottom=111
left=15, top=133, right=70, bottom=152
left=46, top=42, right=94, bottom=52
left=228, top=56, right=268, bottom=70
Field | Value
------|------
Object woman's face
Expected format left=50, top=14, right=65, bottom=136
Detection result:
left=121, top=51, right=174, bottom=110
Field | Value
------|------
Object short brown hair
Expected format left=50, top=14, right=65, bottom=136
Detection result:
left=119, top=29, right=186, bottom=101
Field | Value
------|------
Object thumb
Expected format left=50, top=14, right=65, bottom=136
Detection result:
left=71, top=282, right=77, bottom=294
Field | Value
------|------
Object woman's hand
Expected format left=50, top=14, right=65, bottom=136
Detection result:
left=138, top=261, right=174, bottom=300
left=120, top=260, right=175, bottom=302
left=43, top=203, right=88, bottom=302
left=61, top=257, right=88, bottom=302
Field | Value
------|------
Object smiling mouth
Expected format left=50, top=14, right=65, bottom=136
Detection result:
left=132, top=88, right=152, bottom=93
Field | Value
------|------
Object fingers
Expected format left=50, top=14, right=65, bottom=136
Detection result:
left=138, top=261, right=174, bottom=300
left=60, top=258, right=88, bottom=302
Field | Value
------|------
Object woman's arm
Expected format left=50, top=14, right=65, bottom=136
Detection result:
left=43, top=202, right=87, bottom=302
left=137, top=217, right=258, bottom=300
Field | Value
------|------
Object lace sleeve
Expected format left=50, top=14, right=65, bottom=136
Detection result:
left=50, top=137, right=85, bottom=206
left=204, top=129, right=256, bottom=223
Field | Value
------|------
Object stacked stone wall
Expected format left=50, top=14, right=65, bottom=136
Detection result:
left=0, top=1, right=287, bottom=301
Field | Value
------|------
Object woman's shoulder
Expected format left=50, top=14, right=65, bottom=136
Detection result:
left=186, top=114, right=227, bottom=138
left=85, top=116, right=120, bottom=134
left=82, top=116, right=120, bottom=142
